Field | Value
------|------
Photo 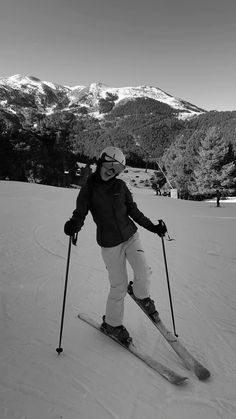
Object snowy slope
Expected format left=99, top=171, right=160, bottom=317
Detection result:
left=1, top=181, right=236, bottom=419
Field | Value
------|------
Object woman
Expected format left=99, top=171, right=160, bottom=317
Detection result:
left=64, top=146, right=167, bottom=343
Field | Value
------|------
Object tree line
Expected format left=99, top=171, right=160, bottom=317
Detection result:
left=161, top=112, right=236, bottom=199
left=0, top=104, right=236, bottom=199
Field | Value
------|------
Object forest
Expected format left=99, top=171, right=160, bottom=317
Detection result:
left=0, top=98, right=236, bottom=199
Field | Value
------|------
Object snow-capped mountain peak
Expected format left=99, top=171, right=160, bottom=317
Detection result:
left=0, top=74, right=43, bottom=90
left=0, top=74, right=205, bottom=124
left=66, top=81, right=205, bottom=116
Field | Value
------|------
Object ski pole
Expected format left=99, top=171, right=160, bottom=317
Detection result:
left=56, top=235, right=73, bottom=354
left=160, top=232, right=178, bottom=337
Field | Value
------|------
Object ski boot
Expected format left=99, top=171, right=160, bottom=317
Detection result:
left=127, top=281, right=160, bottom=322
left=100, top=316, right=132, bottom=347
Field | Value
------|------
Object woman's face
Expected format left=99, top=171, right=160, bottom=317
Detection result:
left=100, top=165, right=116, bottom=181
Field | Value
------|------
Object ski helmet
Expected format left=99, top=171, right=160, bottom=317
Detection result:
left=99, top=146, right=126, bottom=175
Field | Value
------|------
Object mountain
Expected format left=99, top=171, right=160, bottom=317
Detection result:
left=0, top=74, right=205, bottom=129
left=0, top=74, right=71, bottom=127
left=1, top=75, right=236, bottom=196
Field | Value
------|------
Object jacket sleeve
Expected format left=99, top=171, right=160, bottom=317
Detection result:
left=125, top=184, right=156, bottom=232
left=71, top=182, right=90, bottom=231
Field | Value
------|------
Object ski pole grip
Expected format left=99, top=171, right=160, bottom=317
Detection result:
left=158, top=219, right=167, bottom=237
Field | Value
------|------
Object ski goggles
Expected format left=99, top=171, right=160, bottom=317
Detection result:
left=101, top=153, right=126, bottom=175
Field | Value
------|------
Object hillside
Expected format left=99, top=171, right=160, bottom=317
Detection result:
left=1, top=74, right=236, bottom=198
left=0, top=75, right=205, bottom=161
left=1, top=180, right=236, bottom=418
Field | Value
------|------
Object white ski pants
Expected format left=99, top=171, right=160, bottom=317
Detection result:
left=101, top=232, right=152, bottom=326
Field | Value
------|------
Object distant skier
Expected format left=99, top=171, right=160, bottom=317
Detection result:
left=64, top=146, right=167, bottom=343
left=216, top=189, right=221, bottom=207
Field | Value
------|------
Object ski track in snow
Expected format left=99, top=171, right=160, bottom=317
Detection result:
left=33, top=224, right=66, bottom=260
left=1, top=181, right=236, bottom=419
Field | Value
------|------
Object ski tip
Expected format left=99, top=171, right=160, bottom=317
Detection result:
left=196, top=366, right=211, bottom=381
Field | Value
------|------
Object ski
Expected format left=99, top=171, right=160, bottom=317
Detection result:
left=78, top=313, right=188, bottom=386
left=127, top=281, right=211, bottom=381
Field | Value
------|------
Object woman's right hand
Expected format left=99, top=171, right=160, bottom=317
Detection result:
left=64, top=219, right=78, bottom=236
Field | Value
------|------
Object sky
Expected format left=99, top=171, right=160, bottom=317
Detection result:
left=0, top=0, right=235, bottom=111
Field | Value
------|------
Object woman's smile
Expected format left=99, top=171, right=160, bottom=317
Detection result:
left=100, top=166, right=116, bottom=181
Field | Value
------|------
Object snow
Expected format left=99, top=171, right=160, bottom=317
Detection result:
left=66, top=85, right=87, bottom=91
left=1, top=180, right=236, bottom=419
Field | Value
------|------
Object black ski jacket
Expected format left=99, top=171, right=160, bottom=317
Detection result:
left=71, top=172, right=156, bottom=247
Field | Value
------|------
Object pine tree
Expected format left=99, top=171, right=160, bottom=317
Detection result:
left=161, top=133, right=196, bottom=196
left=194, top=126, right=236, bottom=194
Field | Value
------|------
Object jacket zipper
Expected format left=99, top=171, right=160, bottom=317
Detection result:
left=111, top=195, right=124, bottom=242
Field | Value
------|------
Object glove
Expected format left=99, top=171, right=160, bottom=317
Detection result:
left=150, top=220, right=167, bottom=237
left=64, top=219, right=78, bottom=236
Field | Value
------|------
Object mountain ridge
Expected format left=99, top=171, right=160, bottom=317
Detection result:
left=0, top=74, right=205, bottom=127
